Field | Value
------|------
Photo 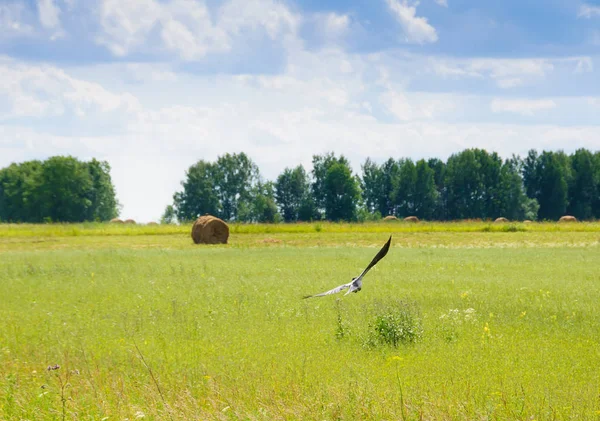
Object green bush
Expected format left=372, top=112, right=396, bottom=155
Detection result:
left=364, top=300, right=423, bottom=348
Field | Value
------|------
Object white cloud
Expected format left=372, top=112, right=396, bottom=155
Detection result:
left=0, top=3, right=34, bottom=39
left=37, top=0, right=61, bottom=29
left=578, top=4, right=600, bottom=18
left=385, top=0, right=438, bottom=44
left=0, top=57, right=140, bottom=121
left=312, top=12, right=350, bottom=39
left=380, top=90, right=458, bottom=121
left=490, top=98, right=557, bottom=116
left=434, top=0, right=448, bottom=7
left=430, top=57, right=556, bottom=88
left=96, top=0, right=299, bottom=60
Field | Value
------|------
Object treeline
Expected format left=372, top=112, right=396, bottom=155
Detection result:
left=0, top=156, right=119, bottom=223
left=168, top=148, right=600, bottom=223
left=1, top=149, right=598, bottom=224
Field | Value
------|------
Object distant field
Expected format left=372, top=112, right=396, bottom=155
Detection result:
left=1, top=222, right=599, bottom=420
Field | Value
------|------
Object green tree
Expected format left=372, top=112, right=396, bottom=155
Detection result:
left=239, top=180, right=280, bottom=223
left=33, top=156, right=95, bottom=222
left=0, top=160, right=43, bottom=222
left=427, top=158, right=446, bottom=219
left=85, top=159, right=119, bottom=221
left=275, top=166, right=311, bottom=222
left=173, top=160, right=219, bottom=222
left=412, top=159, right=438, bottom=220
left=445, top=149, right=485, bottom=219
left=161, top=205, right=176, bottom=224
left=536, top=151, right=569, bottom=220
left=323, top=161, right=361, bottom=221
left=392, top=159, right=417, bottom=217
left=213, top=153, right=259, bottom=221
left=360, top=158, right=383, bottom=215
left=311, top=152, right=353, bottom=219
left=567, top=148, right=598, bottom=220
left=496, top=158, right=528, bottom=220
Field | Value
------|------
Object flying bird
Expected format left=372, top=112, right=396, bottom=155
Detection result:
left=303, top=235, right=392, bottom=299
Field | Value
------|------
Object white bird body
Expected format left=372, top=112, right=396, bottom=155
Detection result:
left=303, top=235, right=392, bottom=299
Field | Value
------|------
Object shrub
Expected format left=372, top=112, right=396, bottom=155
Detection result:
left=364, top=300, right=423, bottom=348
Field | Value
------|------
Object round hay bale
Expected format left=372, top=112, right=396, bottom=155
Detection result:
left=383, top=215, right=398, bottom=222
left=559, top=215, right=577, bottom=223
left=110, top=218, right=124, bottom=224
left=404, top=216, right=419, bottom=223
left=191, top=215, right=229, bottom=244
left=147, top=222, right=159, bottom=226
left=523, top=220, right=533, bottom=223
left=124, top=219, right=136, bottom=224
left=494, top=217, right=509, bottom=223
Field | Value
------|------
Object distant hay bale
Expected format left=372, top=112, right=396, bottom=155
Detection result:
left=523, top=220, right=533, bottom=223
left=110, top=218, right=124, bottom=224
left=383, top=215, right=398, bottom=222
left=191, top=215, right=229, bottom=244
left=147, top=222, right=158, bottom=226
left=494, top=217, right=509, bottom=223
left=124, top=219, right=136, bottom=224
left=404, top=216, right=419, bottom=223
left=559, top=215, right=577, bottom=223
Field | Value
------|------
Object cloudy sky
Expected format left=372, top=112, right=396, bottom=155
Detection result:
left=1, top=0, right=599, bottom=222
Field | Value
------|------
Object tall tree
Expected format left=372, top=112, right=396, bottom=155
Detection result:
left=173, top=160, right=219, bottom=222
left=496, top=157, right=528, bottom=220
left=275, top=165, right=311, bottom=222
left=393, top=159, right=417, bottom=217
left=536, top=151, right=569, bottom=220
left=0, top=160, right=43, bottom=222
left=427, top=158, right=446, bottom=219
left=360, top=158, right=383, bottom=215
left=311, top=152, right=352, bottom=218
left=85, top=159, right=119, bottom=221
left=567, top=148, right=597, bottom=220
left=32, top=156, right=94, bottom=223
left=239, top=180, right=280, bottom=223
left=323, top=160, right=361, bottom=221
left=412, top=159, right=438, bottom=220
left=213, top=153, right=259, bottom=221
left=379, top=158, right=401, bottom=216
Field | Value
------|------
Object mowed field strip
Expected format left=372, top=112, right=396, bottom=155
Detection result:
left=1, top=222, right=600, bottom=420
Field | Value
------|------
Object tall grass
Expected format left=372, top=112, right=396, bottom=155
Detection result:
left=1, top=226, right=599, bottom=419
left=1, top=220, right=599, bottom=238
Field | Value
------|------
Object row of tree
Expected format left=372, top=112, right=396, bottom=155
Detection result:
left=167, top=148, right=600, bottom=223
left=0, top=156, right=119, bottom=223
left=1, top=149, right=598, bottom=224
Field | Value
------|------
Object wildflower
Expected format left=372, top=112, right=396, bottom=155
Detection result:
left=519, top=311, right=527, bottom=318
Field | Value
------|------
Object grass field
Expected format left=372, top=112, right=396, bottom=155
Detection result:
left=1, top=222, right=600, bottom=420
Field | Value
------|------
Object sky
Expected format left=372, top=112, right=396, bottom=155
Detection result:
left=1, top=0, right=599, bottom=222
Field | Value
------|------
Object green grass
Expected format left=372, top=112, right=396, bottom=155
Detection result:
left=1, top=223, right=600, bottom=420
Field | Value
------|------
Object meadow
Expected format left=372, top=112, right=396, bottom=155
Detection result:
left=1, top=222, right=600, bottom=420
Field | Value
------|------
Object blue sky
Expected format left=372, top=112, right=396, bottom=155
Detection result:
left=1, top=0, right=599, bottom=222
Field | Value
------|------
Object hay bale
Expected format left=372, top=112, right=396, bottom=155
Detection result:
left=383, top=215, right=398, bottom=222
left=523, top=220, right=533, bottom=223
left=559, top=215, right=577, bottom=223
left=110, top=218, right=123, bottom=224
left=192, top=215, right=229, bottom=244
left=124, top=219, right=136, bottom=224
left=147, top=222, right=158, bottom=226
left=494, top=217, right=509, bottom=223
left=404, top=216, right=419, bottom=223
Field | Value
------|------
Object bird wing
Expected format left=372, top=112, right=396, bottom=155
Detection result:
left=355, top=235, right=392, bottom=280
left=303, top=282, right=353, bottom=299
